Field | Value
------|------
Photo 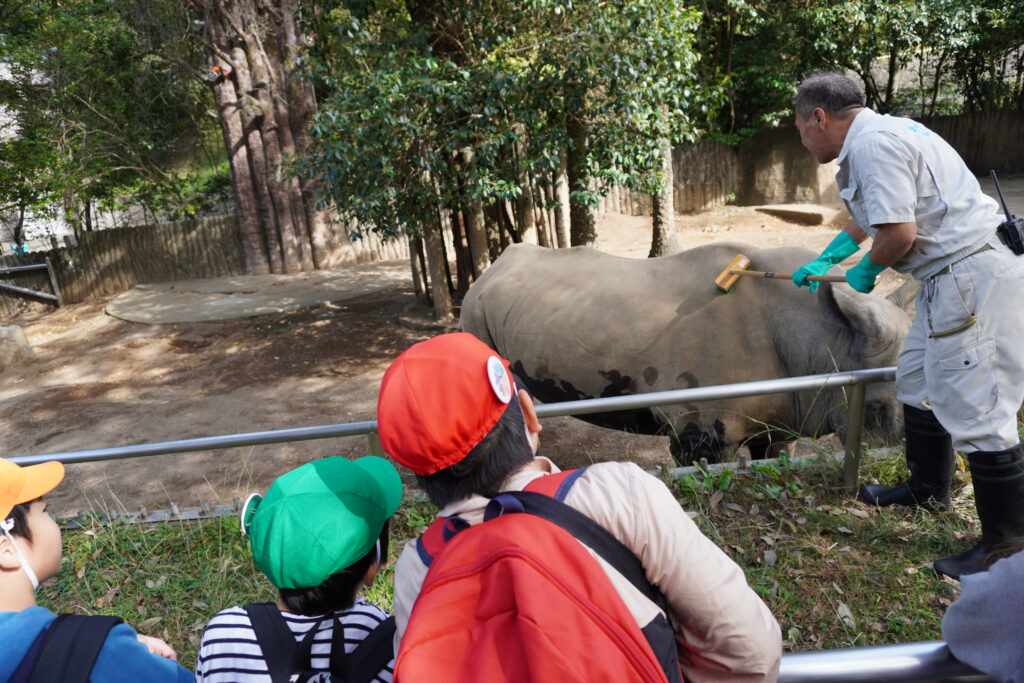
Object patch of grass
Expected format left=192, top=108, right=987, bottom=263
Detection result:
left=42, top=455, right=978, bottom=671
left=667, top=451, right=974, bottom=651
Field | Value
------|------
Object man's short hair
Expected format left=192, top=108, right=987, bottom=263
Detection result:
left=794, top=72, right=866, bottom=119
left=416, top=390, right=535, bottom=508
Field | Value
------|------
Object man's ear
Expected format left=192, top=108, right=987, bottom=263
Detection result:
left=517, top=389, right=542, bottom=452
left=813, top=106, right=828, bottom=127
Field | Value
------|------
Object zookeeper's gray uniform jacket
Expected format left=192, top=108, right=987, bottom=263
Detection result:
left=837, top=108, right=1024, bottom=452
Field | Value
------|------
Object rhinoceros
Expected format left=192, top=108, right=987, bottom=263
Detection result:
left=461, top=242, right=913, bottom=465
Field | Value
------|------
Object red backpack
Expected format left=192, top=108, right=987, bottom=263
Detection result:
left=395, top=469, right=683, bottom=683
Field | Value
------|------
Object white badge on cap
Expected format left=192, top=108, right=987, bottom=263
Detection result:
left=487, top=356, right=513, bottom=404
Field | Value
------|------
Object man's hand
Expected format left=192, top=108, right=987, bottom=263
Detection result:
left=845, top=253, right=887, bottom=293
left=137, top=633, right=179, bottom=661
left=792, top=258, right=832, bottom=293
left=793, top=230, right=862, bottom=293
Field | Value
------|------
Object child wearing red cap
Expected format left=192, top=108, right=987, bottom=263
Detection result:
left=0, top=457, right=193, bottom=682
left=378, top=333, right=782, bottom=683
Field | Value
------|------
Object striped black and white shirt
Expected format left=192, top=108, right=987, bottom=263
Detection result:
left=195, top=599, right=394, bottom=682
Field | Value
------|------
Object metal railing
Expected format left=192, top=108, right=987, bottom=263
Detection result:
left=12, top=365, right=997, bottom=681
left=779, top=641, right=992, bottom=682
left=14, top=367, right=896, bottom=493
left=0, top=259, right=63, bottom=306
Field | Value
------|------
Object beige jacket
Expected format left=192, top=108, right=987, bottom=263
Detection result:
left=393, top=457, right=782, bottom=683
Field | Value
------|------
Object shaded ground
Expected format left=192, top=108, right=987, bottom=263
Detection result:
left=0, top=199, right=969, bottom=516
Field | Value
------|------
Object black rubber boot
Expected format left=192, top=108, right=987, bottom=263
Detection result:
left=858, top=404, right=954, bottom=511
left=934, top=444, right=1024, bottom=580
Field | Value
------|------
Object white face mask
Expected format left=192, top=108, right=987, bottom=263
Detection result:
left=1, top=518, right=39, bottom=591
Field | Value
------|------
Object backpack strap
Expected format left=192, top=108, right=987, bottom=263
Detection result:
left=346, top=615, right=396, bottom=683
left=9, top=626, right=47, bottom=683
left=493, top=490, right=682, bottom=683
left=523, top=467, right=586, bottom=501
left=27, top=614, right=123, bottom=683
left=245, top=603, right=299, bottom=683
left=495, top=490, right=671, bottom=615
left=290, top=614, right=337, bottom=682
left=416, top=469, right=587, bottom=568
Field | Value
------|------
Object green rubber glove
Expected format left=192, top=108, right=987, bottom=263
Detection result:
left=845, top=252, right=887, bottom=293
left=793, top=231, right=861, bottom=293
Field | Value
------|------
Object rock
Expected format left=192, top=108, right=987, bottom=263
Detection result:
left=0, top=325, right=32, bottom=373
left=754, top=203, right=849, bottom=225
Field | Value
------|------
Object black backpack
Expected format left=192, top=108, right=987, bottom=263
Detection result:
left=244, top=603, right=395, bottom=683
left=11, top=614, right=124, bottom=683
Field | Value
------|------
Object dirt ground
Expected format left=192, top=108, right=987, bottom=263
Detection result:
left=1, top=205, right=912, bottom=517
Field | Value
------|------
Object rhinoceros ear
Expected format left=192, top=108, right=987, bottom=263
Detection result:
left=829, top=284, right=911, bottom=361
left=884, top=278, right=920, bottom=315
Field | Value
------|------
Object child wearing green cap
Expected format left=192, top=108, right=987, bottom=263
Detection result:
left=0, top=457, right=193, bottom=682
left=196, top=455, right=402, bottom=683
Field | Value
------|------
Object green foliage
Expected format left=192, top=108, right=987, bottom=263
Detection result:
left=696, top=0, right=1022, bottom=139
left=294, top=0, right=709, bottom=240
left=0, top=0, right=218, bottom=221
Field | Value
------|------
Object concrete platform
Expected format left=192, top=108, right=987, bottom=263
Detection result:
left=106, top=260, right=411, bottom=324
left=753, top=203, right=849, bottom=225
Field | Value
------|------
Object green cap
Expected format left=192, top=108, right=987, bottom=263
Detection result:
left=242, top=456, right=402, bottom=589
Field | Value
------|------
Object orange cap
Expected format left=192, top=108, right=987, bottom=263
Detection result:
left=377, top=333, right=515, bottom=475
left=0, top=458, right=65, bottom=520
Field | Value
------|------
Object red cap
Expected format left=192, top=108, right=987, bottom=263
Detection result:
left=377, top=333, right=515, bottom=475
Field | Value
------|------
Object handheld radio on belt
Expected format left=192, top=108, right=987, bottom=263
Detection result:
left=991, top=170, right=1024, bottom=255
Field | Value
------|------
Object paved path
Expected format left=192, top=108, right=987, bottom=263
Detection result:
left=106, top=260, right=411, bottom=323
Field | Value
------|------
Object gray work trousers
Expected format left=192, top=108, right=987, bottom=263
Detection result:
left=896, top=239, right=1024, bottom=452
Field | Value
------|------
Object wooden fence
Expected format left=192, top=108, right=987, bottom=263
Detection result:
left=0, top=215, right=409, bottom=318
left=601, top=109, right=1023, bottom=216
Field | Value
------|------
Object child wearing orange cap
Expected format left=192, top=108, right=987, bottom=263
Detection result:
left=0, top=457, right=193, bottom=681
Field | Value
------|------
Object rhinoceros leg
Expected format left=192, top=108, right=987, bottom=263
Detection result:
left=745, top=436, right=796, bottom=461
left=668, top=420, right=737, bottom=466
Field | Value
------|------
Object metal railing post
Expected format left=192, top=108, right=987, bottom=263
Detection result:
left=843, top=382, right=866, bottom=493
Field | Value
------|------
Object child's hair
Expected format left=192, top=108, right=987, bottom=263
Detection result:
left=6, top=500, right=35, bottom=541
left=278, top=520, right=390, bottom=616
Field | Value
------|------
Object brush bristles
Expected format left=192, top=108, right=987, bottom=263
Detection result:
left=715, top=254, right=751, bottom=292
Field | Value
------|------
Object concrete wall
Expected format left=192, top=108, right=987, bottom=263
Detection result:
left=604, top=109, right=1023, bottom=215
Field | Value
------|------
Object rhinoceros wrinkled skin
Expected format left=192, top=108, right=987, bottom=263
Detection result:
left=461, top=242, right=913, bottom=465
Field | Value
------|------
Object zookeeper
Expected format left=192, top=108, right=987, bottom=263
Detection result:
left=790, top=71, right=1024, bottom=580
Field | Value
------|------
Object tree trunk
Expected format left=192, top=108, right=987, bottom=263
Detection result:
left=553, top=156, right=571, bottom=248
left=188, top=0, right=361, bottom=274
left=456, top=147, right=490, bottom=277
left=648, top=138, right=678, bottom=258
left=449, top=206, right=472, bottom=298
left=513, top=132, right=539, bottom=245
left=534, top=179, right=551, bottom=248
left=484, top=203, right=502, bottom=261
left=208, top=56, right=269, bottom=274
left=409, top=235, right=431, bottom=306
left=566, top=107, right=597, bottom=246
left=422, top=213, right=453, bottom=321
